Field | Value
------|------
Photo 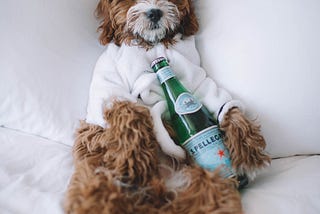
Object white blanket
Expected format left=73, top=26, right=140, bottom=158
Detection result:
left=1, top=127, right=320, bottom=214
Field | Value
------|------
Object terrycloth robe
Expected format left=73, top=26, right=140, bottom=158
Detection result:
left=86, top=35, right=243, bottom=159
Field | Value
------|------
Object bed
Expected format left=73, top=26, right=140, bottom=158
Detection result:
left=1, top=0, right=320, bottom=213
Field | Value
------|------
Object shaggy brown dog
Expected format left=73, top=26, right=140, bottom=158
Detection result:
left=64, top=0, right=270, bottom=213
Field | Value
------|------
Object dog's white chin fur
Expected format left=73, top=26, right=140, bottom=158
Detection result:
left=126, top=0, right=180, bottom=43
left=140, top=28, right=167, bottom=43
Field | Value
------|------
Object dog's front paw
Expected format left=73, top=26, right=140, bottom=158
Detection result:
left=103, top=101, right=160, bottom=186
left=220, top=108, right=271, bottom=180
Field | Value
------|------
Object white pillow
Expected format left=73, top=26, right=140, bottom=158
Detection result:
left=195, top=0, right=320, bottom=157
left=0, top=0, right=103, bottom=145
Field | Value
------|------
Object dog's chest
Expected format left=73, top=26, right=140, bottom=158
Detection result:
left=112, top=39, right=202, bottom=104
left=86, top=36, right=206, bottom=127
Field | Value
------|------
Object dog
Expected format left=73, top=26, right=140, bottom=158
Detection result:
left=64, top=0, right=270, bottom=213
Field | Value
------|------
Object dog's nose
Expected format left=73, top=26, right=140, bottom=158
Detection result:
left=145, top=9, right=163, bottom=23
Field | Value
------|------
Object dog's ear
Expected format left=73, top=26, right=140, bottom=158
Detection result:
left=96, top=0, right=115, bottom=45
left=179, top=0, right=199, bottom=36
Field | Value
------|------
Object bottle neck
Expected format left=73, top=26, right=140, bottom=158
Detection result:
left=155, top=65, right=176, bottom=84
left=156, top=67, right=189, bottom=103
left=152, top=60, right=169, bottom=70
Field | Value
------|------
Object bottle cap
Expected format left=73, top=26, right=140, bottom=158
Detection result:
left=151, top=56, right=167, bottom=69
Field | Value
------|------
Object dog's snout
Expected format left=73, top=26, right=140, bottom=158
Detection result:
left=145, top=9, right=163, bottom=23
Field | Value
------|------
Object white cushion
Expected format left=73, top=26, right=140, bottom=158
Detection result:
left=242, top=155, right=320, bottom=214
left=0, top=0, right=103, bottom=145
left=195, top=0, right=320, bottom=157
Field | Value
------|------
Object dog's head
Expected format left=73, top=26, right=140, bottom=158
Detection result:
left=96, top=0, right=199, bottom=48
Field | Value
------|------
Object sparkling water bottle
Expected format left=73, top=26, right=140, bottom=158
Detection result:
left=151, top=57, right=236, bottom=178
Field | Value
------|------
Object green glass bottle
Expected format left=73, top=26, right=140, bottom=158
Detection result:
left=151, top=57, right=235, bottom=178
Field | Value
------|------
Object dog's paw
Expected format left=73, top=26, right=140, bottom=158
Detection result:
left=220, top=108, right=271, bottom=180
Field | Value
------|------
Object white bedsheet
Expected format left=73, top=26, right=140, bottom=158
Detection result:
left=0, top=127, right=319, bottom=214
left=0, top=128, right=73, bottom=214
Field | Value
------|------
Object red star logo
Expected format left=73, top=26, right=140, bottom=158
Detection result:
left=218, top=150, right=225, bottom=159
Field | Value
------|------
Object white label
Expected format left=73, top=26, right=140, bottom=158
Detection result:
left=156, top=67, right=175, bottom=84
left=175, top=92, right=202, bottom=115
left=183, top=126, right=234, bottom=178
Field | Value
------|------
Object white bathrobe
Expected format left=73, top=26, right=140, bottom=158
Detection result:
left=86, top=35, right=243, bottom=159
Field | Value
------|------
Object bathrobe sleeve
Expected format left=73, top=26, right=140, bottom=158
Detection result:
left=193, top=77, right=245, bottom=124
left=149, top=101, right=187, bottom=159
left=86, top=46, right=137, bottom=127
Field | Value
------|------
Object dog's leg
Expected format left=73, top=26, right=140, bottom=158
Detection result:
left=220, top=108, right=271, bottom=180
left=65, top=101, right=175, bottom=213
left=102, top=101, right=160, bottom=186
left=65, top=122, right=130, bottom=213
left=102, top=101, right=173, bottom=212
left=72, top=121, right=106, bottom=163
left=64, top=160, right=132, bottom=214
left=65, top=101, right=162, bottom=213
left=162, top=166, right=243, bottom=214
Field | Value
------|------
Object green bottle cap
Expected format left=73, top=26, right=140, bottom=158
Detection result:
left=151, top=57, right=169, bottom=71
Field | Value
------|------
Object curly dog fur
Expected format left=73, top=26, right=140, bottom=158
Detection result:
left=64, top=0, right=270, bottom=213
left=65, top=102, right=245, bottom=214
left=220, top=108, right=270, bottom=180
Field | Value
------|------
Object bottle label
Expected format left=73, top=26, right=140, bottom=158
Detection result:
left=182, top=126, right=234, bottom=178
left=175, top=92, right=203, bottom=115
left=156, top=67, right=175, bottom=84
